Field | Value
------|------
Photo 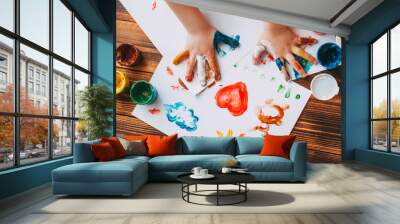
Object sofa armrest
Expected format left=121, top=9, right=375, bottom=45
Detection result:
left=73, top=141, right=98, bottom=163
left=289, top=141, right=307, bottom=182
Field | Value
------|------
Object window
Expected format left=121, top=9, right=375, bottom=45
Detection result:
left=0, top=0, right=91, bottom=170
left=0, top=35, right=13, bottom=111
left=371, top=23, right=400, bottom=154
left=74, top=18, right=90, bottom=70
left=28, top=67, right=34, bottom=80
left=0, top=0, right=14, bottom=32
left=28, top=81, right=34, bottom=94
left=0, top=72, right=6, bottom=85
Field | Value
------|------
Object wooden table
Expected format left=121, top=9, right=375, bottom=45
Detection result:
left=116, top=1, right=342, bottom=163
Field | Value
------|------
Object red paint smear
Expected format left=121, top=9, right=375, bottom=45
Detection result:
left=215, top=82, right=248, bottom=116
left=166, top=66, right=173, bottom=76
left=178, top=78, right=189, bottom=90
left=170, top=85, right=180, bottom=91
left=151, top=0, right=157, bottom=10
left=148, top=108, right=160, bottom=114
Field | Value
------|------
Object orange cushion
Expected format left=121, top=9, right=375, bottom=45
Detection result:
left=101, top=137, right=127, bottom=158
left=91, top=142, right=117, bottom=162
left=125, top=135, right=148, bottom=141
left=146, top=134, right=178, bottom=157
left=259, top=134, right=296, bottom=159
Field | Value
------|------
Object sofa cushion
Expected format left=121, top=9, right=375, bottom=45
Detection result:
left=73, top=139, right=100, bottom=163
left=147, top=134, right=178, bottom=157
left=91, top=142, right=118, bottom=162
left=53, top=158, right=147, bottom=183
left=180, top=136, right=235, bottom=155
left=149, top=154, right=235, bottom=172
left=260, top=134, right=296, bottom=159
left=101, top=137, right=127, bottom=158
left=236, top=137, right=263, bottom=155
left=236, top=155, right=293, bottom=172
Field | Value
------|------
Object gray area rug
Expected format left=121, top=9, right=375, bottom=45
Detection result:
left=38, top=183, right=362, bottom=214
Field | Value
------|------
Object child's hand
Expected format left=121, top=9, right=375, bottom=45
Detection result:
left=253, top=23, right=317, bottom=80
left=167, top=2, right=221, bottom=86
left=184, top=26, right=220, bottom=83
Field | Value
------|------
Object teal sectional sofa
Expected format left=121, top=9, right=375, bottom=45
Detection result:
left=52, top=137, right=307, bottom=196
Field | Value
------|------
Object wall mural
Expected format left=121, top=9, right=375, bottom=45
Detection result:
left=116, top=0, right=343, bottom=162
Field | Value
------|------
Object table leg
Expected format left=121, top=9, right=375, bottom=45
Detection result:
left=217, top=184, right=219, bottom=206
left=245, top=183, right=247, bottom=201
left=195, top=184, right=198, bottom=192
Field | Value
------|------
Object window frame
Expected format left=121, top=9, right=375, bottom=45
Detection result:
left=370, top=20, right=400, bottom=154
left=0, top=0, right=92, bottom=171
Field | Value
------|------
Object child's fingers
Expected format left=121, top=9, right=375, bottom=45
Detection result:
left=173, top=50, right=190, bottom=65
left=291, top=46, right=317, bottom=64
left=285, top=54, right=307, bottom=78
left=252, top=44, right=267, bottom=65
left=207, top=52, right=221, bottom=81
left=294, top=36, right=318, bottom=47
left=196, top=55, right=207, bottom=87
left=276, top=58, right=290, bottom=81
left=185, top=55, right=196, bottom=82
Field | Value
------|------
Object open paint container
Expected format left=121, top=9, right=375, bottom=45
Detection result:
left=130, top=80, right=158, bottom=105
left=317, top=42, right=342, bottom=70
left=310, top=73, right=339, bottom=101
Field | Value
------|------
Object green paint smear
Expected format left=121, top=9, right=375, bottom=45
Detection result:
left=271, top=77, right=276, bottom=81
left=295, top=94, right=301, bottom=100
left=285, top=89, right=291, bottom=98
left=277, top=84, right=285, bottom=93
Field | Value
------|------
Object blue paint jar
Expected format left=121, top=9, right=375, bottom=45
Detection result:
left=317, top=42, right=342, bottom=70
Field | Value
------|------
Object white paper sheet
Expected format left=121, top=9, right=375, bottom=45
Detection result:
left=120, top=0, right=339, bottom=137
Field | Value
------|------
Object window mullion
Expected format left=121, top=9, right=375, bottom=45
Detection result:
left=71, top=10, right=76, bottom=154
left=388, top=30, right=391, bottom=152
left=13, top=0, right=20, bottom=167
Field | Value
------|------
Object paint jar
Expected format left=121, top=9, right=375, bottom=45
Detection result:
left=317, top=42, right=342, bottom=69
left=129, top=80, right=158, bottom=105
left=310, top=73, right=339, bottom=101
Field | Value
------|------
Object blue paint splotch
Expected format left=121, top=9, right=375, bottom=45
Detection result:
left=164, top=102, right=199, bottom=131
left=214, top=31, right=240, bottom=57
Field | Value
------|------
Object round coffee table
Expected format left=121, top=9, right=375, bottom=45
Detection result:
left=177, top=173, right=255, bottom=206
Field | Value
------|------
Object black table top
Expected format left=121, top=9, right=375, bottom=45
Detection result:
left=177, top=172, right=255, bottom=185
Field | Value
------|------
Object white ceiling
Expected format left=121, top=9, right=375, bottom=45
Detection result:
left=169, top=0, right=384, bottom=37
left=224, top=0, right=353, bottom=22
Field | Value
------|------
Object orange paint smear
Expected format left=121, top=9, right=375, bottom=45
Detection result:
left=254, top=102, right=289, bottom=135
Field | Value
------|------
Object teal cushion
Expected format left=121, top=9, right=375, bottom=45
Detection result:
left=236, top=155, right=293, bottom=172
left=236, top=137, right=263, bottom=155
left=149, top=154, right=235, bottom=172
left=180, top=136, right=236, bottom=155
left=53, top=159, right=147, bottom=183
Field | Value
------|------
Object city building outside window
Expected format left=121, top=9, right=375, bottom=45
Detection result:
left=0, top=0, right=91, bottom=170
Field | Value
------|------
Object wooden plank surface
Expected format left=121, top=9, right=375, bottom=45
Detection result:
left=115, top=1, right=342, bottom=162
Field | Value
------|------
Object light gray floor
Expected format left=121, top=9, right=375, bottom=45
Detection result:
left=1, top=162, right=400, bottom=224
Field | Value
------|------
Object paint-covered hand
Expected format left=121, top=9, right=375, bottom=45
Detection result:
left=173, top=26, right=221, bottom=86
left=253, top=22, right=317, bottom=80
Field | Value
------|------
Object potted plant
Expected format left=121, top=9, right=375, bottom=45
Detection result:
left=79, top=84, right=113, bottom=140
